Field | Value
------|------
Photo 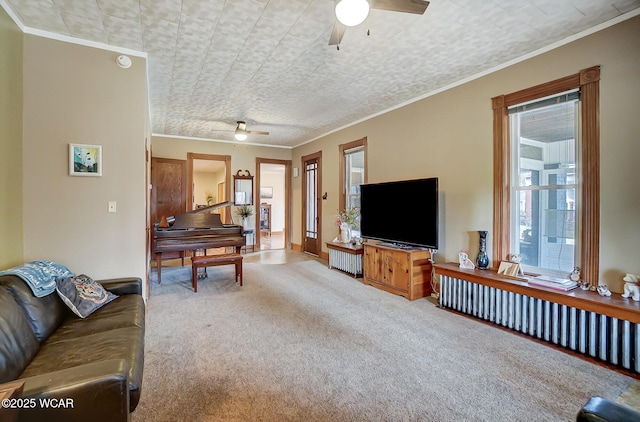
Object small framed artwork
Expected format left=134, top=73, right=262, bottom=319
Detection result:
left=69, top=143, right=102, bottom=176
left=497, top=261, right=523, bottom=277
left=260, top=186, right=273, bottom=198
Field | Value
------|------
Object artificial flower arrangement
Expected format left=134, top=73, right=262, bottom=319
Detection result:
left=336, top=206, right=359, bottom=228
left=235, top=205, right=254, bottom=219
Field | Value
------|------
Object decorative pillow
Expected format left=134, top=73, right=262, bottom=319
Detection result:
left=55, top=275, right=118, bottom=318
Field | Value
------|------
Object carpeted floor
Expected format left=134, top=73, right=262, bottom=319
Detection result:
left=133, top=257, right=637, bottom=421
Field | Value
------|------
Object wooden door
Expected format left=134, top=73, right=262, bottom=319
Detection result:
left=150, top=157, right=187, bottom=257
left=302, top=152, right=321, bottom=256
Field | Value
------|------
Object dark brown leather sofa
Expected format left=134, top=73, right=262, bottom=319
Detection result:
left=0, top=274, right=145, bottom=422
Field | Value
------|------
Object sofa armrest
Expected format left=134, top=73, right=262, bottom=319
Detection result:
left=577, top=396, right=640, bottom=422
left=17, top=359, right=130, bottom=422
left=98, top=277, right=142, bottom=295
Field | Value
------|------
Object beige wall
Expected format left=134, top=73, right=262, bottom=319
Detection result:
left=293, top=16, right=640, bottom=291
left=22, top=36, right=148, bottom=281
left=0, top=7, right=24, bottom=268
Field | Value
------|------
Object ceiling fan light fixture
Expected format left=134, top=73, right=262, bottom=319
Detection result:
left=335, top=0, right=370, bottom=27
left=234, top=132, right=247, bottom=141
left=234, top=121, right=248, bottom=141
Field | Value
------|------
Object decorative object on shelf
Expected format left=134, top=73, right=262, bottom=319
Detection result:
left=509, top=254, right=522, bottom=264
left=570, top=267, right=589, bottom=290
left=621, top=273, right=640, bottom=301
left=476, top=231, right=489, bottom=270
left=235, top=205, right=253, bottom=229
left=205, top=191, right=214, bottom=206
left=597, top=285, right=612, bottom=297
left=340, top=222, right=351, bottom=243
left=497, top=261, right=523, bottom=277
left=336, top=206, right=359, bottom=244
left=458, top=251, right=475, bottom=269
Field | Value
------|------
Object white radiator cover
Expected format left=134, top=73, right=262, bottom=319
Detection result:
left=328, top=248, right=362, bottom=277
left=439, top=275, right=640, bottom=373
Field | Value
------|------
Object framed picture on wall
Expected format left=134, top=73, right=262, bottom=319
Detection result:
left=260, top=186, right=273, bottom=198
left=69, top=143, right=102, bottom=176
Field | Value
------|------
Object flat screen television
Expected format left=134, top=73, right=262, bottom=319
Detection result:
left=360, top=177, right=438, bottom=249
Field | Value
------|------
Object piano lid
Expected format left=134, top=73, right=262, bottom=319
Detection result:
left=183, top=201, right=231, bottom=215
left=170, top=212, right=224, bottom=230
left=156, top=201, right=233, bottom=229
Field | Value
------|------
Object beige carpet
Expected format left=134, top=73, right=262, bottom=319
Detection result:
left=133, top=257, right=636, bottom=421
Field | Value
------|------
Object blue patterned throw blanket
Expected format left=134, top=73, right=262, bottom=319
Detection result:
left=0, top=260, right=73, bottom=297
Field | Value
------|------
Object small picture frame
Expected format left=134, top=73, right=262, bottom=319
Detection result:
left=69, top=143, right=102, bottom=176
left=260, top=186, right=273, bottom=199
left=497, top=261, right=523, bottom=277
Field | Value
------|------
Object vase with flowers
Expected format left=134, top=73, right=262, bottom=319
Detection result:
left=235, top=205, right=253, bottom=229
left=336, top=206, right=359, bottom=244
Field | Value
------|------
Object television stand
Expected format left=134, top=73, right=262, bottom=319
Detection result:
left=363, top=241, right=432, bottom=300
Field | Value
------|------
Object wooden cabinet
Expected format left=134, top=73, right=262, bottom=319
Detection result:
left=363, top=242, right=432, bottom=300
left=259, top=203, right=271, bottom=236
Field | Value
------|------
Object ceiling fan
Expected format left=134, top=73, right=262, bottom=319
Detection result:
left=329, top=0, right=430, bottom=47
left=228, top=121, right=269, bottom=141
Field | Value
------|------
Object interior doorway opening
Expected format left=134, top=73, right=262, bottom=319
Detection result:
left=256, top=158, right=291, bottom=251
left=258, top=163, right=285, bottom=250
left=187, top=153, right=231, bottom=223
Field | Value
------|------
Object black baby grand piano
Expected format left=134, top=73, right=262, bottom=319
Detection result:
left=153, top=201, right=245, bottom=283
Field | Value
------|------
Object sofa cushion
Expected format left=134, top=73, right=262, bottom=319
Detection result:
left=52, top=294, right=145, bottom=340
left=0, top=287, right=40, bottom=383
left=20, top=325, right=145, bottom=409
left=56, top=275, right=118, bottom=318
left=0, top=275, right=70, bottom=343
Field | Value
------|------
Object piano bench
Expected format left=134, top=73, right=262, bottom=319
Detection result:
left=191, top=253, right=243, bottom=292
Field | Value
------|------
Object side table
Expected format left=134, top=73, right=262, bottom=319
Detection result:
left=327, top=241, right=364, bottom=277
left=242, top=229, right=255, bottom=253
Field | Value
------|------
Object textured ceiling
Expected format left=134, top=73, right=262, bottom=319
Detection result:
left=3, top=0, right=639, bottom=148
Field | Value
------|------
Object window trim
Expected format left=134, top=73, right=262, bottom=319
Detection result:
left=492, top=66, right=600, bottom=283
left=339, top=137, right=367, bottom=213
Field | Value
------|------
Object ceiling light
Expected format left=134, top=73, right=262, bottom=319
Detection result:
left=234, top=121, right=248, bottom=141
left=335, top=0, right=370, bottom=27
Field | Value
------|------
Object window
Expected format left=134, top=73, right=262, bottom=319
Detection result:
left=492, top=66, right=600, bottom=282
left=339, top=137, right=367, bottom=232
left=509, top=91, right=579, bottom=275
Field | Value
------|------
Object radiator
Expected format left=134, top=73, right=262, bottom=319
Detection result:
left=328, top=248, right=362, bottom=277
left=439, top=275, right=640, bottom=373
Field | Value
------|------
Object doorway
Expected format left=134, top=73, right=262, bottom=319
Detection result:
left=187, top=153, right=231, bottom=222
left=301, top=152, right=321, bottom=256
left=256, top=160, right=290, bottom=250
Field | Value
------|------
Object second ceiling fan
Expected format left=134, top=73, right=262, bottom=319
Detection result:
left=329, top=0, right=430, bottom=46
left=232, top=121, right=269, bottom=141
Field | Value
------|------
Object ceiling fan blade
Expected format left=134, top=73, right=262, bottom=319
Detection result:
left=328, top=21, right=345, bottom=46
left=370, top=0, right=429, bottom=14
left=247, top=131, right=269, bottom=136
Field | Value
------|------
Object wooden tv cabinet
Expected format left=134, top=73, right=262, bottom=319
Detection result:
left=363, top=242, right=433, bottom=300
